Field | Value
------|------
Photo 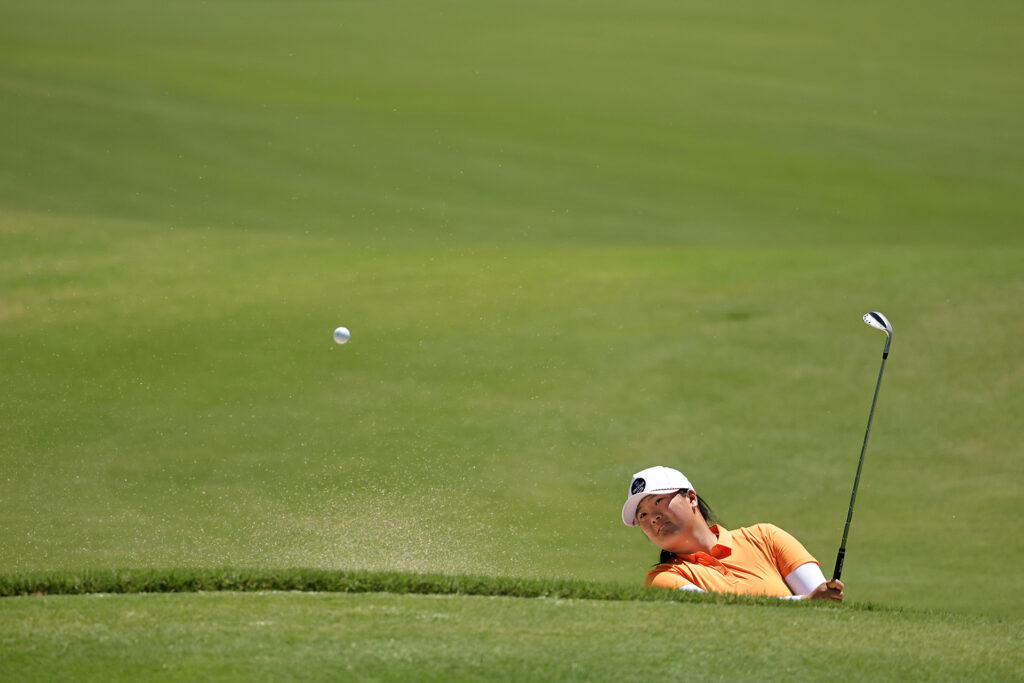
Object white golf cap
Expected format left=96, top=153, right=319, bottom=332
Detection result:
left=621, top=466, right=693, bottom=526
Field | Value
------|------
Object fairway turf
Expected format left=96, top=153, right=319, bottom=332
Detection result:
left=2, top=592, right=1022, bottom=682
left=2, top=0, right=1022, bottom=246
left=2, top=0, right=1023, bottom=675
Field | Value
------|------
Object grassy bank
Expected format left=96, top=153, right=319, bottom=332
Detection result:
left=3, top=590, right=1022, bottom=681
left=0, top=567, right=862, bottom=610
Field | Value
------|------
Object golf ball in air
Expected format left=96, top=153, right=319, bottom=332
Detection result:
left=333, top=326, right=350, bottom=344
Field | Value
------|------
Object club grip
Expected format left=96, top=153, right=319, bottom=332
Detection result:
left=833, top=548, right=845, bottom=582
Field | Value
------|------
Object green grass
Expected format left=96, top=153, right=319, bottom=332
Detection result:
left=1, top=0, right=1023, bottom=677
left=1, top=1, right=1022, bottom=245
left=2, top=591, right=1021, bottom=682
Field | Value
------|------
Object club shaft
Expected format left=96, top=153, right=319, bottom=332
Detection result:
left=833, top=344, right=889, bottom=581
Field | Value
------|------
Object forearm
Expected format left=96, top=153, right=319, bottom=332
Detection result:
left=670, top=562, right=840, bottom=601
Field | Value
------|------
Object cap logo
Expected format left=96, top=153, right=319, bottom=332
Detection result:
left=630, top=478, right=646, bottom=495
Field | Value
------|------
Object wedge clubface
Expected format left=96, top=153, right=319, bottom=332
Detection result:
left=833, top=312, right=892, bottom=581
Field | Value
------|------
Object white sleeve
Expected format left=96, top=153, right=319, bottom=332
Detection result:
left=783, top=562, right=827, bottom=597
left=676, top=584, right=706, bottom=593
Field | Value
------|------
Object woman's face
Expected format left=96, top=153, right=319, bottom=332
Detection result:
left=634, top=489, right=706, bottom=554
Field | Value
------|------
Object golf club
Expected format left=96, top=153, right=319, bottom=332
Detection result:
left=833, top=311, right=893, bottom=582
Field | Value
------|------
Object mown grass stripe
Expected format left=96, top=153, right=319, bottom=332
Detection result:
left=0, top=568, right=892, bottom=611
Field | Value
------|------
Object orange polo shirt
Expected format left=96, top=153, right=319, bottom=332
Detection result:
left=644, top=524, right=818, bottom=597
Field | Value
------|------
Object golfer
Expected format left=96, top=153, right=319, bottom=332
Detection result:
left=622, top=466, right=844, bottom=601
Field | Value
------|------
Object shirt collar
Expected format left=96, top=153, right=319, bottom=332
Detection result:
left=708, top=525, right=733, bottom=559
left=674, top=524, right=734, bottom=563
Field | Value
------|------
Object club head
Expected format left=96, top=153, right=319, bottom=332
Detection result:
left=862, top=311, right=892, bottom=336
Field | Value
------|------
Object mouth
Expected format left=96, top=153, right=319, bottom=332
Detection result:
left=657, top=522, right=677, bottom=537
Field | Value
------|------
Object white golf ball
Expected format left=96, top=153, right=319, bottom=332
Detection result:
left=333, top=326, right=350, bottom=344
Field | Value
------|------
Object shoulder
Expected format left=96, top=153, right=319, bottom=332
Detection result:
left=734, top=523, right=787, bottom=541
left=739, top=524, right=817, bottom=569
left=732, top=523, right=799, bottom=552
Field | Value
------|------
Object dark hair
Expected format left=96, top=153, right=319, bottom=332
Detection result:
left=657, top=489, right=721, bottom=565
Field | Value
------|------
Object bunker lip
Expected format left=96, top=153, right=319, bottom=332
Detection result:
left=0, top=568, right=885, bottom=610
